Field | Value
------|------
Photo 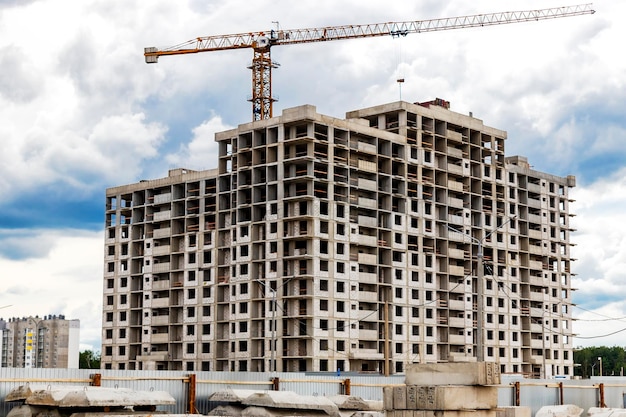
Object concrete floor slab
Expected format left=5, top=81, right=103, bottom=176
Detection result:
left=5, top=385, right=84, bottom=402
left=240, top=391, right=339, bottom=415
left=328, top=395, right=370, bottom=410
left=496, top=406, right=531, bottom=417
left=24, top=387, right=175, bottom=407
left=535, top=405, right=584, bottom=417
left=6, top=405, right=60, bottom=417
left=587, top=408, right=626, bottom=417
left=209, top=389, right=260, bottom=403
left=207, top=404, right=246, bottom=416
left=241, top=406, right=329, bottom=417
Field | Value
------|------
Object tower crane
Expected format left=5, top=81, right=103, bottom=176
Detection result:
left=145, top=4, right=594, bottom=121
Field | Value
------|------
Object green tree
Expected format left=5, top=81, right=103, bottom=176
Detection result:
left=79, top=350, right=101, bottom=369
left=574, top=346, right=626, bottom=378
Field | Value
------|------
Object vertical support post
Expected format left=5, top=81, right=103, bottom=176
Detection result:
left=477, top=241, right=484, bottom=362
left=558, top=382, right=564, bottom=405
left=188, top=374, right=197, bottom=414
left=272, top=377, right=280, bottom=391
left=343, top=378, right=351, bottom=396
left=271, top=289, right=276, bottom=373
left=91, top=373, right=102, bottom=386
left=599, top=383, right=606, bottom=408
left=542, top=306, right=547, bottom=379
left=384, top=301, right=389, bottom=376
left=514, top=381, right=521, bottom=406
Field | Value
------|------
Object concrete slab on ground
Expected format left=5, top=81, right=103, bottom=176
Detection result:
left=339, top=412, right=385, bottom=417
left=328, top=395, right=369, bottom=410
left=587, top=408, right=626, bottom=417
left=5, top=385, right=85, bottom=402
left=240, top=391, right=339, bottom=415
left=69, top=414, right=194, bottom=417
left=6, top=405, right=60, bottom=417
left=364, top=400, right=383, bottom=411
left=496, top=406, right=532, bottom=417
left=207, top=404, right=245, bottom=416
left=349, top=412, right=385, bottom=417
left=23, top=387, right=175, bottom=407
left=386, top=410, right=498, bottom=417
left=241, top=406, right=329, bottom=417
left=535, top=405, right=584, bottom=417
left=208, top=389, right=259, bottom=403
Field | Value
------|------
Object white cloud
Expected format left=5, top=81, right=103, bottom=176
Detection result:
left=571, top=168, right=626, bottom=345
left=0, top=1, right=173, bottom=199
left=0, top=0, right=625, bottom=352
left=0, top=109, right=167, bottom=197
left=0, top=45, right=42, bottom=103
left=166, top=115, right=232, bottom=171
left=0, top=0, right=622, bottom=200
left=0, top=229, right=103, bottom=351
left=574, top=301, right=626, bottom=348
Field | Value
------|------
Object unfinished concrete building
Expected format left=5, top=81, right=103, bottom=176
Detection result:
left=102, top=100, right=575, bottom=378
left=0, top=315, right=80, bottom=368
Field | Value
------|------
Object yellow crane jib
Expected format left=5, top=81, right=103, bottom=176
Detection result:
left=144, top=4, right=595, bottom=121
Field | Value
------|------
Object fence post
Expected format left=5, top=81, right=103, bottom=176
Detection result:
left=90, top=373, right=102, bottom=387
left=599, top=383, right=606, bottom=408
left=188, top=374, right=197, bottom=413
left=514, top=381, right=521, bottom=406
left=272, top=377, right=280, bottom=391
left=343, top=378, right=351, bottom=396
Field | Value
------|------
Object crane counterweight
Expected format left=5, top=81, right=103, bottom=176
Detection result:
left=144, top=47, right=158, bottom=63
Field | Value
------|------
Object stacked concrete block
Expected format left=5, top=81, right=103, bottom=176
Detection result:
left=587, top=408, right=626, bottom=417
left=208, top=389, right=382, bottom=417
left=405, top=362, right=501, bottom=386
left=384, top=362, right=501, bottom=417
left=496, top=406, right=531, bottom=417
left=535, top=405, right=583, bottom=417
left=4, top=385, right=187, bottom=417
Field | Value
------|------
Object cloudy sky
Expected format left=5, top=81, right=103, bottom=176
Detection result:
left=0, top=0, right=624, bottom=353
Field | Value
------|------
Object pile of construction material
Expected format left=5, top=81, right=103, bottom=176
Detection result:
left=207, top=388, right=384, bottom=417
left=587, top=407, right=626, bottom=417
left=536, top=405, right=583, bottom=417
left=383, top=362, right=528, bottom=417
left=4, top=384, right=187, bottom=417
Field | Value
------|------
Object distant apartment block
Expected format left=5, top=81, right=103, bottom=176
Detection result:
left=102, top=100, right=575, bottom=377
left=0, top=315, right=80, bottom=368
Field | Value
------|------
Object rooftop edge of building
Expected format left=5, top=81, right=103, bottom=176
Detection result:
left=506, top=155, right=576, bottom=187
left=346, top=99, right=507, bottom=139
left=107, top=167, right=219, bottom=195
left=215, top=100, right=506, bottom=140
left=107, top=99, right=576, bottom=195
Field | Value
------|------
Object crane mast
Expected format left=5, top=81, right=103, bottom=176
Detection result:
left=145, top=4, right=594, bottom=121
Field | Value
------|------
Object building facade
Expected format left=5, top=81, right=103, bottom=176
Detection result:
left=0, top=315, right=80, bottom=368
left=102, top=100, right=575, bottom=377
